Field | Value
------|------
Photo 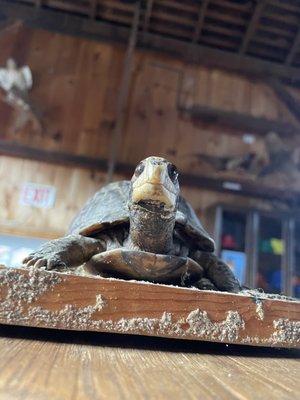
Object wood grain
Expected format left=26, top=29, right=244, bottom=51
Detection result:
left=0, top=266, right=299, bottom=349
left=0, top=325, right=299, bottom=400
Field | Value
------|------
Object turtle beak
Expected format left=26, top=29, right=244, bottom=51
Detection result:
left=130, top=156, right=179, bottom=211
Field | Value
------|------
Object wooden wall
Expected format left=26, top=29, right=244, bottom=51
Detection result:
left=0, top=25, right=298, bottom=238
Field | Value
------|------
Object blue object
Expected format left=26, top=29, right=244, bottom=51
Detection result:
left=0, top=234, right=46, bottom=267
left=221, top=250, right=246, bottom=285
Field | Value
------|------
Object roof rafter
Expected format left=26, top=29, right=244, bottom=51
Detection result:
left=285, top=27, right=300, bottom=65
left=1, top=0, right=300, bottom=85
left=143, top=0, right=154, bottom=32
left=192, top=0, right=209, bottom=43
left=239, top=0, right=266, bottom=54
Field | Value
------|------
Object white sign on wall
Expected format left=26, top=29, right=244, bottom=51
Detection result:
left=20, top=183, right=56, bottom=209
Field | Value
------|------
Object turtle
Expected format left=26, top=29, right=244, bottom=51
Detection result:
left=23, top=156, right=241, bottom=292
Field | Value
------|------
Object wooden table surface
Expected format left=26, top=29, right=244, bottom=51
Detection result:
left=0, top=325, right=299, bottom=400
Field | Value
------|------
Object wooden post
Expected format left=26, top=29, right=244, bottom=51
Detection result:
left=268, top=78, right=300, bottom=125
left=106, top=1, right=141, bottom=183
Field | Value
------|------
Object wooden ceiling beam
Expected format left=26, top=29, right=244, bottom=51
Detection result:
left=1, top=1, right=300, bottom=85
left=262, top=10, right=300, bottom=27
left=151, top=10, right=195, bottom=27
left=42, top=0, right=90, bottom=16
left=192, top=0, right=209, bottom=43
left=153, top=0, right=197, bottom=14
left=250, top=34, right=291, bottom=51
left=179, top=104, right=298, bottom=136
left=258, top=25, right=294, bottom=39
left=210, top=0, right=253, bottom=13
left=0, top=18, right=22, bottom=35
left=106, top=1, right=140, bottom=183
left=96, top=10, right=132, bottom=26
left=239, top=1, right=266, bottom=54
left=205, top=10, right=246, bottom=27
left=267, top=78, right=300, bottom=124
left=89, top=0, right=97, bottom=19
left=267, top=0, right=300, bottom=14
left=285, top=28, right=300, bottom=65
left=147, top=23, right=192, bottom=40
left=0, top=140, right=297, bottom=204
left=143, top=0, right=154, bottom=32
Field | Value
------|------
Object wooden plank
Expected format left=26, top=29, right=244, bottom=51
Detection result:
left=44, top=0, right=91, bottom=16
left=151, top=8, right=195, bottom=27
left=210, top=0, right=253, bottom=13
left=1, top=327, right=298, bottom=400
left=205, top=9, right=247, bottom=27
left=180, top=104, right=298, bottom=136
left=257, top=24, right=294, bottom=40
left=247, top=42, right=286, bottom=62
left=0, top=19, right=22, bottom=35
left=0, top=266, right=299, bottom=348
left=268, top=0, right=300, bottom=14
left=192, top=0, right=209, bottom=43
left=239, top=1, right=268, bottom=54
left=143, top=0, right=154, bottom=32
left=153, top=0, right=198, bottom=14
left=202, top=23, right=243, bottom=40
left=261, top=11, right=299, bottom=30
left=268, top=78, right=300, bottom=124
left=146, top=22, right=193, bottom=40
left=249, top=34, right=292, bottom=51
left=285, top=27, right=300, bottom=65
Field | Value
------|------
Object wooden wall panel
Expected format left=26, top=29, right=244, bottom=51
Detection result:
left=0, top=25, right=297, bottom=170
left=0, top=156, right=124, bottom=238
left=0, top=26, right=123, bottom=159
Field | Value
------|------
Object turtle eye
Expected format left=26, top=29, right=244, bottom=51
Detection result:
left=135, top=162, right=145, bottom=177
left=168, top=163, right=178, bottom=183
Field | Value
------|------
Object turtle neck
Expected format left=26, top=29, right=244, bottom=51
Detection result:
left=127, top=203, right=176, bottom=254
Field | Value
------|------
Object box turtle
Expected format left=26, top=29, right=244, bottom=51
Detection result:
left=24, top=156, right=241, bottom=292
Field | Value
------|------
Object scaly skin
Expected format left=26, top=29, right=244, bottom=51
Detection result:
left=23, top=235, right=105, bottom=269
left=191, top=251, right=241, bottom=293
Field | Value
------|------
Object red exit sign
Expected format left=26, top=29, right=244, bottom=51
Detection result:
left=20, top=183, right=56, bottom=209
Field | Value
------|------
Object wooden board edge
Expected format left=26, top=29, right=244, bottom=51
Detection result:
left=0, top=266, right=299, bottom=348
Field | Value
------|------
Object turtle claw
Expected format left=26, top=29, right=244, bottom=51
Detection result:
left=22, top=247, right=68, bottom=271
left=47, top=257, right=67, bottom=270
left=23, top=254, right=45, bottom=269
left=194, top=277, right=218, bottom=291
left=22, top=235, right=101, bottom=271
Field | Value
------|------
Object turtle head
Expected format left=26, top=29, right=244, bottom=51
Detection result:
left=127, top=156, right=180, bottom=253
left=129, top=156, right=179, bottom=216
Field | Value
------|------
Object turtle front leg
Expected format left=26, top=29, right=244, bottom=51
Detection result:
left=191, top=251, right=241, bottom=293
left=23, top=234, right=105, bottom=270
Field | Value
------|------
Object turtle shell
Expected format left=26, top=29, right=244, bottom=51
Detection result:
left=68, top=180, right=215, bottom=252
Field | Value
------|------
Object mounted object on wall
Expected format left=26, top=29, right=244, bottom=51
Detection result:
left=0, top=58, right=32, bottom=106
left=0, top=58, right=42, bottom=132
